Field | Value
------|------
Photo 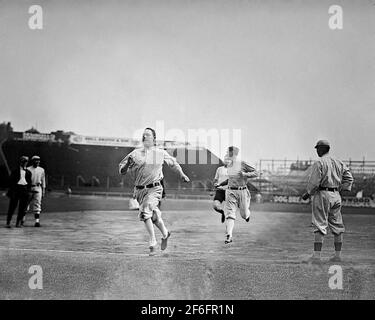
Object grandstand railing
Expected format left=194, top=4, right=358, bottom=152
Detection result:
left=256, top=158, right=375, bottom=175
left=255, top=158, right=375, bottom=198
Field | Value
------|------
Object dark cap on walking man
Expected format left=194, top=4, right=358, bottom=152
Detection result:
left=314, top=140, right=330, bottom=148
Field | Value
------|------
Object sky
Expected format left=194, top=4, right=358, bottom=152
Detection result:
left=0, top=0, right=374, bottom=163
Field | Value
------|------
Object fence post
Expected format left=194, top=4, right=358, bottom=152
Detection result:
left=259, top=159, right=262, bottom=193
left=363, top=156, right=365, bottom=174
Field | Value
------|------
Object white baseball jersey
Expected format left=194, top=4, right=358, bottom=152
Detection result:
left=119, top=146, right=184, bottom=186
left=306, top=154, right=353, bottom=195
left=27, top=166, right=46, bottom=188
left=227, top=159, right=257, bottom=188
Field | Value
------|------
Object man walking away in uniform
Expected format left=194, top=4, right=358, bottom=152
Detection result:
left=302, top=140, right=354, bottom=263
left=5, top=156, right=32, bottom=228
left=26, top=155, right=46, bottom=227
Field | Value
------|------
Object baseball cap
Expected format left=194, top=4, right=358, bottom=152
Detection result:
left=20, top=156, right=29, bottom=162
left=31, top=155, right=41, bottom=160
left=314, top=140, right=330, bottom=148
left=228, top=146, right=239, bottom=155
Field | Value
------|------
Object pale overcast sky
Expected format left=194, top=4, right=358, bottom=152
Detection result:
left=0, top=0, right=374, bottom=162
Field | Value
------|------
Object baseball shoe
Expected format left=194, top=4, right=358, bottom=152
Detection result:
left=34, top=222, right=41, bottom=227
left=245, top=216, right=250, bottom=222
left=329, top=255, right=342, bottom=263
left=149, top=240, right=157, bottom=256
left=225, top=235, right=233, bottom=244
left=149, top=246, right=157, bottom=256
left=161, top=231, right=171, bottom=251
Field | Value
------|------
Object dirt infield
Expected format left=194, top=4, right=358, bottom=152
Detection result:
left=0, top=196, right=374, bottom=299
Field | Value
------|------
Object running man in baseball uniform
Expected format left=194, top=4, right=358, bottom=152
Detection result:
left=26, top=155, right=46, bottom=227
left=119, top=128, right=190, bottom=255
left=217, top=146, right=258, bottom=244
left=212, top=156, right=230, bottom=223
left=302, top=140, right=353, bottom=263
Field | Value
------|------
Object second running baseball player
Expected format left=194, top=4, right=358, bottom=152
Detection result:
left=217, top=146, right=258, bottom=244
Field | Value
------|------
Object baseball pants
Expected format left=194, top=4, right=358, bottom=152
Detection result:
left=135, top=185, right=163, bottom=222
left=28, top=186, right=42, bottom=214
left=312, top=190, right=345, bottom=235
left=225, top=188, right=251, bottom=220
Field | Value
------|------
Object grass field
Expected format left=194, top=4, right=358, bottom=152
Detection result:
left=0, top=195, right=374, bottom=299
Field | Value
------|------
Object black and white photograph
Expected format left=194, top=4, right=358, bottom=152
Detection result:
left=0, top=0, right=374, bottom=307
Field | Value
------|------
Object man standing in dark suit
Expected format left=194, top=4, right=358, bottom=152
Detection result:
left=5, top=156, right=32, bottom=228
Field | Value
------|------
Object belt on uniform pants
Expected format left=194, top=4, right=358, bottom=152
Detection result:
left=319, top=186, right=338, bottom=192
left=32, top=183, right=41, bottom=187
left=136, top=181, right=161, bottom=190
left=228, top=186, right=247, bottom=190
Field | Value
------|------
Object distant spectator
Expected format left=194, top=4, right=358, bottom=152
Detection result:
left=66, top=187, right=72, bottom=197
left=5, top=156, right=31, bottom=228
left=255, top=193, right=262, bottom=203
